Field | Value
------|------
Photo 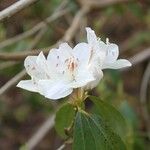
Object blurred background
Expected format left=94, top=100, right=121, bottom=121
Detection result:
left=0, top=0, right=150, bottom=149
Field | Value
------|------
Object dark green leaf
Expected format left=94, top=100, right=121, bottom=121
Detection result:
left=55, top=103, right=76, bottom=138
left=90, top=96, right=127, bottom=140
left=73, top=111, right=126, bottom=150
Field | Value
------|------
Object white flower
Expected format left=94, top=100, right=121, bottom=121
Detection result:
left=17, top=27, right=132, bottom=100
left=86, top=27, right=132, bottom=70
left=17, top=43, right=95, bottom=100
left=82, top=27, right=131, bottom=89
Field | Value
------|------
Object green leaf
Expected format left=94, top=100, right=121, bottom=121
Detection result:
left=73, top=111, right=126, bottom=150
left=55, top=103, right=76, bottom=138
left=89, top=96, right=127, bottom=140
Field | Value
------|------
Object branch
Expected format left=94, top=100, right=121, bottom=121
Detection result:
left=25, top=114, right=55, bottom=150
left=0, top=61, right=18, bottom=70
left=0, top=0, right=38, bottom=21
left=78, top=0, right=129, bottom=8
left=57, top=143, right=66, bottom=150
left=62, top=6, right=90, bottom=42
left=0, top=24, right=50, bottom=96
left=129, top=48, right=150, bottom=66
left=0, top=70, right=26, bottom=95
left=0, top=1, right=72, bottom=96
left=0, top=0, right=130, bottom=60
left=0, top=8, right=70, bottom=49
left=140, top=61, right=150, bottom=139
left=0, top=6, right=89, bottom=61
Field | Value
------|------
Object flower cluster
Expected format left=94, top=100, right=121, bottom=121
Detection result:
left=17, top=27, right=131, bottom=100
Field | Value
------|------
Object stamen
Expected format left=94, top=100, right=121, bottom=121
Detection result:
left=106, top=38, right=109, bottom=44
left=97, top=37, right=101, bottom=41
left=67, top=57, right=78, bottom=72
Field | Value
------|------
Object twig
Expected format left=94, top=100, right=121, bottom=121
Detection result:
left=0, top=23, right=50, bottom=96
left=0, top=0, right=129, bottom=60
left=78, top=0, right=129, bottom=8
left=0, top=0, right=38, bottom=21
left=0, top=0, right=71, bottom=96
left=0, top=69, right=26, bottom=95
left=140, top=61, right=150, bottom=139
left=0, top=6, right=89, bottom=61
left=0, top=8, right=70, bottom=50
left=28, top=27, right=48, bottom=50
left=0, top=61, right=18, bottom=70
left=57, top=143, right=66, bottom=150
left=62, top=6, right=90, bottom=42
left=129, top=48, right=150, bottom=66
left=25, top=114, right=55, bottom=150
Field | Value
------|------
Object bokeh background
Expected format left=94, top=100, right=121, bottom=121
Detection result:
left=0, top=0, right=150, bottom=149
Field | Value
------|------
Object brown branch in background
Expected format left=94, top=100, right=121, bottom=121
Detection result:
left=25, top=114, right=55, bottom=150
left=0, top=61, right=18, bottom=70
left=0, top=70, right=26, bottom=95
left=56, top=143, right=66, bottom=150
left=140, top=61, right=150, bottom=139
left=0, top=1, right=71, bottom=96
left=0, top=48, right=49, bottom=61
left=28, top=27, right=48, bottom=51
left=0, top=0, right=39, bottom=21
left=0, top=27, right=50, bottom=96
left=0, top=18, right=53, bottom=95
left=0, top=9, right=70, bottom=50
left=78, top=0, right=129, bottom=8
left=129, top=48, right=150, bottom=66
left=62, top=6, right=90, bottom=42
left=0, top=0, right=130, bottom=61
left=0, top=6, right=90, bottom=61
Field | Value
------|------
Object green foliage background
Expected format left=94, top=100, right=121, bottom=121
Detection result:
left=0, top=0, right=150, bottom=149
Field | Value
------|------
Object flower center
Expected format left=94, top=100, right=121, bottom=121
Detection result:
left=65, top=57, right=78, bottom=81
left=66, top=57, right=78, bottom=73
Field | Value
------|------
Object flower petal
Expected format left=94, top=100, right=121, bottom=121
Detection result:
left=84, top=69, right=103, bottom=90
left=102, top=59, right=132, bottom=69
left=24, top=55, right=37, bottom=76
left=24, top=52, right=47, bottom=79
left=86, top=27, right=97, bottom=45
left=47, top=43, right=73, bottom=63
left=71, top=69, right=95, bottom=88
left=104, top=43, right=119, bottom=64
left=38, top=80, right=73, bottom=100
left=73, top=42, right=91, bottom=66
left=47, top=43, right=73, bottom=78
left=17, top=80, right=38, bottom=92
left=36, top=51, right=46, bottom=69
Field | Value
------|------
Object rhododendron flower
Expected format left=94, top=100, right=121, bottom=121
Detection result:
left=83, top=27, right=132, bottom=89
left=85, top=27, right=132, bottom=70
left=17, top=27, right=131, bottom=100
left=17, top=43, right=95, bottom=100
